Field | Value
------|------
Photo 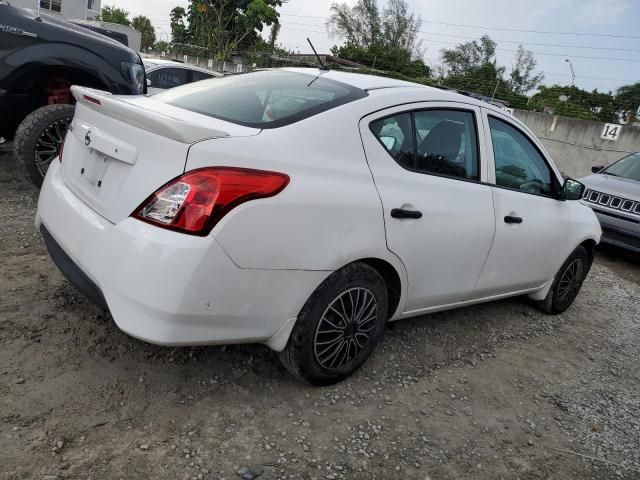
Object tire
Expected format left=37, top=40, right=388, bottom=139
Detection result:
left=536, top=246, right=591, bottom=315
left=279, top=262, right=389, bottom=386
left=14, top=104, right=75, bottom=187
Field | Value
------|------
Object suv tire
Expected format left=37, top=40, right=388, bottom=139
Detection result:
left=279, top=262, right=388, bottom=386
left=14, top=104, right=75, bottom=187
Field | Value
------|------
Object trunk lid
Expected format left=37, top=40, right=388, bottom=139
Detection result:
left=61, top=87, right=260, bottom=224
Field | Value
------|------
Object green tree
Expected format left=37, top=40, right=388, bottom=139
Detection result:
left=327, top=0, right=428, bottom=78
left=170, top=6, right=188, bottom=44
left=440, top=35, right=497, bottom=76
left=508, top=45, right=544, bottom=95
left=328, top=0, right=381, bottom=48
left=132, top=15, right=156, bottom=50
left=154, top=41, right=171, bottom=52
left=96, top=5, right=131, bottom=26
left=187, top=0, right=281, bottom=58
left=268, top=20, right=280, bottom=49
left=438, top=35, right=543, bottom=106
left=616, top=82, right=640, bottom=124
left=529, top=85, right=617, bottom=122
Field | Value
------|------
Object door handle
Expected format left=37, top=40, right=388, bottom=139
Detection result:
left=391, top=208, right=423, bottom=219
left=504, top=215, right=523, bottom=224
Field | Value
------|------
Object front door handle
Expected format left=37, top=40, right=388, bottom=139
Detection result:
left=391, top=208, right=422, bottom=220
left=504, top=215, right=523, bottom=224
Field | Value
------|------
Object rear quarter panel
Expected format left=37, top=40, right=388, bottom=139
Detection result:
left=185, top=103, right=400, bottom=274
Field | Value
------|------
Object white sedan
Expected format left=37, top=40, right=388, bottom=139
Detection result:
left=36, top=68, right=600, bottom=385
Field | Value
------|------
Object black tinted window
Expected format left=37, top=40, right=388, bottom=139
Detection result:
left=153, top=70, right=367, bottom=128
left=489, top=117, right=553, bottom=196
left=371, top=109, right=479, bottom=181
left=414, top=110, right=478, bottom=180
left=192, top=70, right=215, bottom=82
left=148, top=68, right=190, bottom=89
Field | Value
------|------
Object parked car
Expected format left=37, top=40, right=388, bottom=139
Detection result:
left=142, top=58, right=222, bottom=94
left=579, top=152, right=640, bottom=253
left=35, top=68, right=600, bottom=385
left=0, top=1, right=145, bottom=186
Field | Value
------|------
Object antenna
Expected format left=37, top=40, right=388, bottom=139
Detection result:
left=306, top=38, right=329, bottom=71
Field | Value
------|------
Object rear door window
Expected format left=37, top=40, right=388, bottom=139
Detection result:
left=414, top=110, right=479, bottom=180
left=370, top=109, right=480, bottom=181
left=153, top=70, right=368, bottom=128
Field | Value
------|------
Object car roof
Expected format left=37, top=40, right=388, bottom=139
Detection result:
left=280, top=67, right=506, bottom=113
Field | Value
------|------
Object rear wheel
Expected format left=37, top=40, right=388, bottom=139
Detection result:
left=14, top=104, right=74, bottom=187
left=537, top=246, right=591, bottom=314
left=279, top=262, right=388, bottom=386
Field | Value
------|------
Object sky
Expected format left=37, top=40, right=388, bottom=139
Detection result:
left=108, top=0, right=640, bottom=93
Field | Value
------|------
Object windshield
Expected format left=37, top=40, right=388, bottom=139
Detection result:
left=152, top=70, right=367, bottom=128
left=601, top=152, right=640, bottom=182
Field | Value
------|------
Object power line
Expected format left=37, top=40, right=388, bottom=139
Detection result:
left=278, top=12, right=640, bottom=40
left=274, top=25, right=640, bottom=63
left=281, top=20, right=640, bottom=54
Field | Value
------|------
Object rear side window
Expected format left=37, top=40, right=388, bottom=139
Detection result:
left=148, top=68, right=190, bottom=89
left=191, top=70, right=215, bottom=82
left=370, top=109, right=479, bottom=181
left=369, top=113, right=414, bottom=169
left=153, top=70, right=368, bottom=128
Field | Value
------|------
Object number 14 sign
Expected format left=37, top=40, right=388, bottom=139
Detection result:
left=601, top=123, right=622, bottom=141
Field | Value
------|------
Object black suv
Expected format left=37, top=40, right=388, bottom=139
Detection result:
left=0, top=1, right=145, bottom=186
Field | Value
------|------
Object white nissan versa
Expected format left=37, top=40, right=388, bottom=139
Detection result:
left=36, top=68, right=600, bottom=385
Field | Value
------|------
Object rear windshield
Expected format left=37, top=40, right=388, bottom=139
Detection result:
left=152, top=70, right=368, bottom=128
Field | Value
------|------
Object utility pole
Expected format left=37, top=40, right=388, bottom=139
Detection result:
left=565, top=58, right=576, bottom=86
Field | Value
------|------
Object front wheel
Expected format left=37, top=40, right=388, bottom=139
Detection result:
left=279, top=262, right=388, bottom=386
left=537, top=246, right=591, bottom=314
left=14, top=104, right=75, bottom=187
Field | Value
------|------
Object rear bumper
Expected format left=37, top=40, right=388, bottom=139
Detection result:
left=40, top=224, right=108, bottom=310
left=36, top=160, right=330, bottom=348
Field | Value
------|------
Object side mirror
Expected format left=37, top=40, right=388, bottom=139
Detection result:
left=146, top=78, right=152, bottom=87
left=592, top=165, right=604, bottom=173
left=563, top=178, right=586, bottom=201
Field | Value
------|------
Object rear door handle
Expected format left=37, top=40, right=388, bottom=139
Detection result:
left=504, top=215, right=523, bottom=224
left=391, top=208, right=422, bottom=220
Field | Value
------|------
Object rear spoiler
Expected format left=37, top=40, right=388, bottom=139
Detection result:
left=71, top=86, right=231, bottom=143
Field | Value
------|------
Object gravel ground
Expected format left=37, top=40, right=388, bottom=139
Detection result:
left=1, top=148, right=639, bottom=480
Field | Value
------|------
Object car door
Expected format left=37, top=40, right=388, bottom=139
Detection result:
left=360, top=103, right=496, bottom=312
left=474, top=109, right=569, bottom=296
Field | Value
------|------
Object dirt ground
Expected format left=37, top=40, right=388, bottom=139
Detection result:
left=1, top=147, right=639, bottom=480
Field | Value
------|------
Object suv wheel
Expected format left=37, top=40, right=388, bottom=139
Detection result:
left=14, top=104, right=75, bottom=187
left=537, top=246, right=591, bottom=314
left=279, top=263, right=388, bottom=386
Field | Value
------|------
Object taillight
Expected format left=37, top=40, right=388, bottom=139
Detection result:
left=58, top=139, right=64, bottom=163
left=132, top=167, right=289, bottom=235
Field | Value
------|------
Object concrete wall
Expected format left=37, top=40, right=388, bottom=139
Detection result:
left=512, top=110, right=640, bottom=178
